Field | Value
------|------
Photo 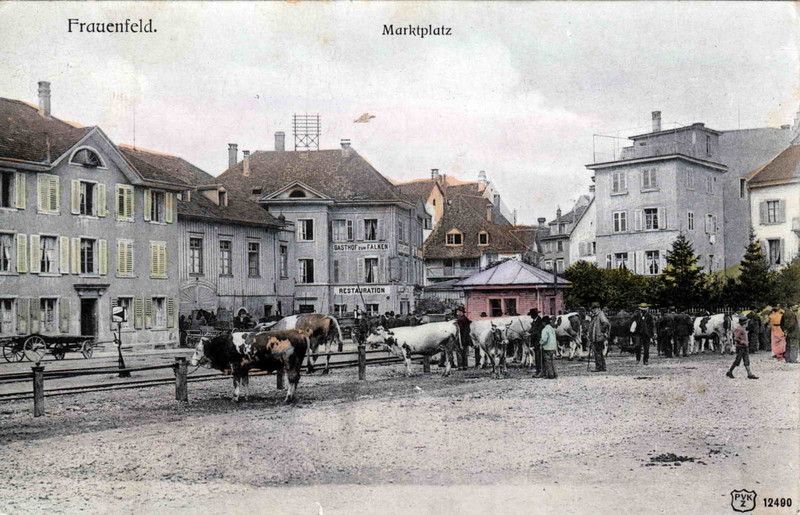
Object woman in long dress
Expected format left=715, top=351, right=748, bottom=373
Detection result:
left=769, top=306, right=787, bottom=361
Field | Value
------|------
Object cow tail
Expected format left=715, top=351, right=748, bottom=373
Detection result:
left=455, top=324, right=463, bottom=350
left=330, top=315, right=344, bottom=345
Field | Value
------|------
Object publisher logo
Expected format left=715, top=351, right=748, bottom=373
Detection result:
left=730, top=489, right=757, bottom=513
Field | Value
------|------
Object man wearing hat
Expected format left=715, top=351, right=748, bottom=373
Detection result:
left=455, top=306, right=471, bottom=370
left=528, top=308, right=545, bottom=377
left=587, top=302, right=610, bottom=372
left=630, top=303, right=655, bottom=365
left=727, top=315, right=758, bottom=379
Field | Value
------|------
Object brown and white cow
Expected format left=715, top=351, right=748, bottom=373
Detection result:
left=554, top=313, right=584, bottom=360
left=691, top=314, right=733, bottom=355
left=272, top=314, right=343, bottom=374
left=366, top=322, right=462, bottom=377
left=189, top=329, right=309, bottom=403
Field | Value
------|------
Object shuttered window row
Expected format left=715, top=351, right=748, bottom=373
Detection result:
left=37, top=174, right=60, bottom=213
left=9, top=297, right=69, bottom=335
left=113, top=296, right=177, bottom=330
left=150, top=241, right=168, bottom=278
left=9, top=234, right=108, bottom=276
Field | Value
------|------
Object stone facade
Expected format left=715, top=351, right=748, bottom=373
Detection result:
left=568, top=198, right=596, bottom=266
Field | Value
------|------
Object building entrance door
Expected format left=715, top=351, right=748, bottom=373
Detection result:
left=80, top=299, right=97, bottom=337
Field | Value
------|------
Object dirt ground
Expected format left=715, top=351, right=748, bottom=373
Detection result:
left=0, top=350, right=798, bottom=515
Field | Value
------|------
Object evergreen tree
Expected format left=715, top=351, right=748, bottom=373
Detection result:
left=736, top=228, right=773, bottom=308
left=563, top=261, right=606, bottom=307
left=660, top=233, right=704, bottom=309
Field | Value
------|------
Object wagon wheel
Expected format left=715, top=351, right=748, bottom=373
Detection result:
left=81, top=340, right=94, bottom=359
left=23, top=336, right=47, bottom=362
left=2, top=341, right=24, bottom=363
left=52, top=342, right=67, bottom=360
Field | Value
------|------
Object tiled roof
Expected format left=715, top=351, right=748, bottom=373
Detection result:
left=218, top=148, right=410, bottom=203
left=396, top=180, right=439, bottom=203
left=455, top=259, right=569, bottom=287
left=509, top=225, right=548, bottom=250
left=747, top=144, right=800, bottom=186
left=119, top=146, right=282, bottom=227
left=0, top=97, right=91, bottom=163
left=423, top=194, right=528, bottom=259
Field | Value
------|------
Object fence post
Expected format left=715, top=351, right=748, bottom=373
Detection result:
left=32, top=365, right=45, bottom=417
left=174, top=357, right=188, bottom=402
left=422, top=355, right=431, bottom=374
left=358, top=344, right=366, bottom=380
left=276, top=369, right=285, bottom=390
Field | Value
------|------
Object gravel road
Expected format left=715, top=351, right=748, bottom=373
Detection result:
left=0, top=350, right=797, bottom=514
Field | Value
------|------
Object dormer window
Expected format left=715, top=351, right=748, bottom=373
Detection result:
left=219, top=190, right=227, bottom=206
left=289, top=190, right=306, bottom=198
left=446, top=230, right=463, bottom=246
left=252, top=188, right=262, bottom=195
left=71, top=148, right=102, bottom=168
left=478, top=231, right=489, bottom=246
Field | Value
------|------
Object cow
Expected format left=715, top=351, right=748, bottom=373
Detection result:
left=189, top=329, right=309, bottom=403
left=485, top=323, right=511, bottom=378
left=672, top=313, right=694, bottom=357
left=656, top=313, right=677, bottom=357
left=272, top=314, right=343, bottom=374
left=608, top=315, right=635, bottom=352
left=366, top=321, right=462, bottom=377
left=691, top=314, right=733, bottom=354
left=553, top=313, right=584, bottom=360
left=469, top=316, right=533, bottom=368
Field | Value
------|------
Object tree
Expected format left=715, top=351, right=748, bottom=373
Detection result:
left=659, top=233, right=704, bottom=309
left=564, top=261, right=606, bottom=307
left=604, top=267, right=651, bottom=309
left=736, top=228, right=773, bottom=308
left=772, top=258, right=800, bottom=306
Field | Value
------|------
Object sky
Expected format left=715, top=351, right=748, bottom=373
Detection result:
left=1, top=2, right=798, bottom=224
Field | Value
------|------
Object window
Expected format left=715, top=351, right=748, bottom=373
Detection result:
left=71, top=148, right=102, bottom=167
left=544, top=260, right=553, bottom=271
left=332, top=220, right=354, bottom=242
left=611, top=171, right=627, bottom=194
left=334, top=304, right=347, bottom=317
left=153, top=297, right=167, bottom=329
left=150, top=242, right=167, bottom=278
left=706, top=135, right=712, bottom=156
left=39, top=236, right=57, bottom=274
left=289, top=190, right=306, bottom=198
left=646, top=250, right=660, bottom=275
left=0, top=234, right=12, bottom=272
left=248, top=241, right=260, bottom=277
left=189, top=238, right=203, bottom=275
left=280, top=244, right=288, bottom=278
left=0, top=171, right=14, bottom=208
left=613, top=211, right=627, bottom=233
left=297, top=219, right=314, bottom=241
left=424, top=218, right=432, bottom=230
left=219, top=240, right=232, bottom=276
left=489, top=299, right=503, bottom=317
left=40, top=298, right=58, bottom=334
left=252, top=188, right=262, bottom=196
left=117, top=240, right=134, bottom=276
left=148, top=191, right=165, bottom=223
left=478, top=231, right=489, bottom=246
left=706, top=176, right=713, bottom=194
left=644, top=208, right=660, bottom=230
left=555, top=259, right=564, bottom=274
left=462, top=258, right=479, bottom=268
left=705, top=214, right=717, bottom=234
left=298, top=259, right=314, bottom=283
left=446, top=231, right=463, bottom=246
left=686, top=169, right=695, bottom=190
left=687, top=212, right=695, bottom=231
left=80, top=238, right=96, bottom=274
left=605, top=254, right=612, bottom=270
left=400, top=300, right=410, bottom=315
left=116, top=185, right=134, bottom=220
left=37, top=174, right=60, bottom=213
left=0, top=298, right=14, bottom=334
left=641, top=168, right=658, bottom=190
left=365, top=257, right=378, bottom=283
left=79, top=181, right=96, bottom=216
left=556, top=241, right=564, bottom=252
left=399, top=219, right=406, bottom=243
left=614, top=252, right=629, bottom=269
left=766, top=200, right=780, bottom=224
left=218, top=191, right=227, bottom=206
left=708, top=254, right=715, bottom=271
left=364, top=219, right=378, bottom=241
left=504, top=298, right=517, bottom=316
left=768, top=240, right=782, bottom=266
left=739, top=179, right=746, bottom=199
left=365, top=304, right=379, bottom=316
left=116, top=297, right=133, bottom=330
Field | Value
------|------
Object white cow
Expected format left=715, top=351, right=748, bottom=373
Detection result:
left=366, top=321, right=462, bottom=377
left=691, top=314, right=733, bottom=354
left=470, top=316, right=533, bottom=370
left=554, top=313, right=584, bottom=360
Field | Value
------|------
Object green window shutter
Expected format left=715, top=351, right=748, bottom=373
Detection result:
left=15, top=173, right=25, bottom=209
left=110, top=298, right=118, bottom=324
left=60, top=299, right=70, bottom=333
left=167, top=298, right=176, bottom=328
left=98, top=239, right=108, bottom=275
left=16, top=234, right=28, bottom=274
left=161, top=244, right=167, bottom=277
left=143, top=189, right=152, bottom=221
left=115, top=185, right=123, bottom=219
left=165, top=193, right=174, bottom=223
left=29, top=234, right=41, bottom=274
left=71, top=238, right=80, bottom=274
left=71, top=180, right=81, bottom=214
left=144, top=298, right=153, bottom=329
left=133, top=297, right=144, bottom=329
left=97, top=183, right=107, bottom=217
left=778, top=200, right=786, bottom=224
left=116, top=241, right=124, bottom=275
left=17, top=298, right=29, bottom=334
left=759, top=201, right=767, bottom=224
left=30, top=298, right=40, bottom=334
left=127, top=187, right=134, bottom=219
left=50, top=176, right=60, bottom=212
left=59, top=236, right=70, bottom=274
left=37, top=175, right=46, bottom=211
left=150, top=242, right=157, bottom=277
left=126, top=241, right=134, bottom=275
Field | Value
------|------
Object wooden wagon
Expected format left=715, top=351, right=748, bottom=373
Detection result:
left=0, top=334, right=95, bottom=362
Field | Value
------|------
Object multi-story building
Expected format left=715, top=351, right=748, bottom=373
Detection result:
left=568, top=196, right=596, bottom=267
left=587, top=114, right=727, bottom=275
left=218, top=135, right=427, bottom=316
left=119, top=146, right=296, bottom=320
left=0, top=82, right=185, bottom=347
left=395, top=171, right=445, bottom=241
left=540, top=195, right=592, bottom=273
left=746, top=143, right=800, bottom=269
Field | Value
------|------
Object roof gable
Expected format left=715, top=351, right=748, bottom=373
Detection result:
left=747, top=144, right=800, bottom=186
left=455, top=259, right=569, bottom=287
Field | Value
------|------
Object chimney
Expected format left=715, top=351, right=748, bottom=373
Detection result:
left=556, top=206, right=562, bottom=219
left=486, top=204, right=493, bottom=223
left=652, top=111, right=662, bottom=133
left=431, top=168, right=440, bottom=180
left=243, top=150, right=250, bottom=177
left=275, top=131, right=285, bottom=152
left=477, top=170, right=487, bottom=184
left=537, top=217, right=546, bottom=226
left=340, top=139, right=352, bottom=157
left=228, top=143, right=238, bottom=169
left=38, top=81, right=51, bottom=118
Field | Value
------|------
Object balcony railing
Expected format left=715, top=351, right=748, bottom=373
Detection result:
left=426, top=266, right=478, bottom=279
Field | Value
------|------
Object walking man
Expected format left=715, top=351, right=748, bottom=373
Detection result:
left=587, top=302, right=610, bottom=372
left=528, top=308, right=545, bottom=378
left=727, top=315, right=758, bottom=379
left=540, top=316, right=558, bottom=379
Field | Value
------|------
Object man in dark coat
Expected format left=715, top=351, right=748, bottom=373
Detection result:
left=587, top=303, right=610, bottom=372
left=631, top=303, right=655, bottom=365
left=455, top=307, right=471, bottom=370
left=673, top=311, right=694, bottom=357
left=745, top=311, right=762, bottom=353
left=528, top=308, right=545, bottom=378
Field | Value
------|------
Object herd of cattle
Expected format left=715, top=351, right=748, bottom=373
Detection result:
left=189, top=309, right=750, bottom=403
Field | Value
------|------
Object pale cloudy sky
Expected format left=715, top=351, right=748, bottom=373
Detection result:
left=1, top=2, right=798, bottom=223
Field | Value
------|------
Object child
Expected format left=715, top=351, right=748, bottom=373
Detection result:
left=727, top=316, right=758, bottom=379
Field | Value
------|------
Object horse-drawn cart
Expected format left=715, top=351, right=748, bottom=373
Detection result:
left=1, top=334, right=95, bottom=362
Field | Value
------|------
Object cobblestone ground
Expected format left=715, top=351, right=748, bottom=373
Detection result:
left=0, top=350, right=797, bottom=514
